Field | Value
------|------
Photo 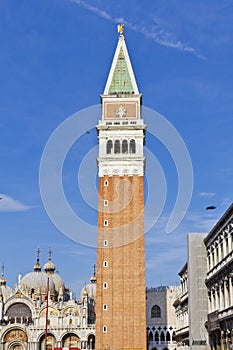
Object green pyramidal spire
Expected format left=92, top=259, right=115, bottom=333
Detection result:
left=104, top=28, right=139, bottom=95
left=109, top=48, right=134, bottom=94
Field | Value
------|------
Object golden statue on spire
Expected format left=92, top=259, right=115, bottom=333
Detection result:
left=117, top=24, right=124, bottom=35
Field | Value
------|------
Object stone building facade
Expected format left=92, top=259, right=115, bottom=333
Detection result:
left=174, top=203, right=233, bottom=350
left=204, top=203, right=233, bottom=349
left=173, top=264, right=189, bottom=349
left=174, top=233, right=209, bottom=350
left=146, top=286, right=178, bottom=350
left=0, top=254, right=96, bottom=350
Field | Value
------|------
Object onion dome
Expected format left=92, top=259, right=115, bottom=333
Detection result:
left=43, top=250, right=65, bottom=294
left=33, top=259, right=41, bottom=272
left=43, top=259, right=56, bottom=273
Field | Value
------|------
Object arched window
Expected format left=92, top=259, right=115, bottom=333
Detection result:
left=160, top=331, right=165, bottom=342
left=87, top=334, right=95, bottom=350
left=166, top=331, right=171, bottom=341
left=106, top=140, right=113, bottom=154
left=6, top=303, right=32, bottom=324
left=129, top=139, right=136, bottom=153
left=114, top=140, right=120, bottom=154
left=154, top=331, right=159, bottom=342
left=151, top=305, right=161, bottom=318
left=148, top=331, right=153, bottom=341
left=122, top=139, right=128, bottom=153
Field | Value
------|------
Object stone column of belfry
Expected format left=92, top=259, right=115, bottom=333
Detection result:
left=95, top=25, right=147, bottom=350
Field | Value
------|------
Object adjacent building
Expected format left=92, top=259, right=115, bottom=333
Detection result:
left=0, top=252, right=96, bottom=350
left=146, top=286, right=178, bottom=350
left=174, top=234, right=209, bottom=350
left=205, top=203, right=233, bottom=349
left=174, top=203, right=233, bottom=350
left=173, top=263, right=189, bottom=349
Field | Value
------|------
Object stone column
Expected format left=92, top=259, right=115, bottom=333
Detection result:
left=212, top=288, right=216, bottom=312
left=219, top=281, right=224, bottom=311
left=227, top=232, right=231, bottom=255
left=215, top=285, right=219, bottom=311
left=223, top=236, right=227, bottom=257
left=214, top=246, right=218, bottom=266
left=224, top=278, right=229, bottom=309
left=229, top=275, right=233, bottom=307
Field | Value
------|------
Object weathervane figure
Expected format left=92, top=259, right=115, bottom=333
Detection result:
left=117, top=23, right=124, bottom=35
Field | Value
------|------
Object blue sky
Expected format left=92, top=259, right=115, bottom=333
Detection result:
left=0, top=0, right=232, bottom=296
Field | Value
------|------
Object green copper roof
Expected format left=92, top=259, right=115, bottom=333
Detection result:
left=109, top=48, right=134, bottom=94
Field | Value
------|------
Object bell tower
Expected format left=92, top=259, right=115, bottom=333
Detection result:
left=96, top=25, right=147, bottom=350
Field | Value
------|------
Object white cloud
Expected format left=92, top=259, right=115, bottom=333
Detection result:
left=69, top=0, right=203, bottom=58
left=0, top=194, right=33, bottom=212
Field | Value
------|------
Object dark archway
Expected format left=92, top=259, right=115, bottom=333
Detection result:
left=39, top=333, right=56, bottom=350
left=87, top=334, right=95, bottom=349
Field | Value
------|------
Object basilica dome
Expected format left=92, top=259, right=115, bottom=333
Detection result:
left=20, top=259, right=56, bottom=296
left=80, top=275, right=96, bottom=301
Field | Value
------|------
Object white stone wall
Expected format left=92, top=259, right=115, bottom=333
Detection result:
left=146, top=287, right=177, bottom=350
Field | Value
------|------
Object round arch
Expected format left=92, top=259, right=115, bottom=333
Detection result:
left=3, top=328, right=28, bottom=350
left=38, top=333, right=56, bottom=350
left=39, top=306, right=58, bottom=317
left=87, top=334, right=95, bottom=350
left=8, top=341, right=27, bottom=350
left=61, top=333, right=80, bottom=348
left=5, top=295, right=34, bottom=313
left=6, top=302, right=33, bottom=324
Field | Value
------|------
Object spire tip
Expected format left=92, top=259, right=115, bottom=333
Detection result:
left=117, top=24, right=124, bottom=36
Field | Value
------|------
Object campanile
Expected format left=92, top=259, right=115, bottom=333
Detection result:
left=95, top=25, right=147, bottom=350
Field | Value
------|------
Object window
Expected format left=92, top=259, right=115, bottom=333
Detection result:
left=104, top=200, right=108, bottom=206
left=148, top=331, right=153, bottom=341
left=114, top=140, right=120, bottom=154
left=104, top=220, right=108, bottom=227
left=129, top=139, right=136, bottom=153
left=104, top=180, right=108, bottom=187
left=103, top=282, right=108, bottom=289
left=151, top=305, right=161, bottom=318
left=106, top=140, right=113, bottom=154
left=122, top=139, right=128, bottom=153
left=103, top=326, right=107, bottom=333
left=103, top=261, right=108, bottom=267
left=103, top=304, right=108, bottom=310
left=103, top=240, right=108, bottom=247
left=160, top=331, right=165, bottom=342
